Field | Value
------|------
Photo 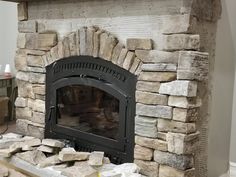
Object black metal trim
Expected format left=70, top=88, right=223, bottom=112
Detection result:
left=45, top=56, right=136, bottom=163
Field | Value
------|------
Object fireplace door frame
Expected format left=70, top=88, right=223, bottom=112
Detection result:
left=45, top=56, right=136, bottom=163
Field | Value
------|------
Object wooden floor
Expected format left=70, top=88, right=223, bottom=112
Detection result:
left=0, top=120, right=16, bottom=135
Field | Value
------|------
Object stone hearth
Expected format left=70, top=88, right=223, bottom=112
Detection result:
left=12, top=0, right=222, bottom=176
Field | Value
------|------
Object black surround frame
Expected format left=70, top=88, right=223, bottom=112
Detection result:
left=45, top=56, right=136, bottom=163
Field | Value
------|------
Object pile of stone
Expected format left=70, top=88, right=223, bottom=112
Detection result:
left=0, top=164, right=29, bottom=177
left=0, top=133, right=144, bottom=177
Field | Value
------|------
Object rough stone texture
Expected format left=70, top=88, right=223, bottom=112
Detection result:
left=88, top=151, right=104, bottom=166
left=157, top=119, right=196, bottom=134
left=135, top=50, right=179, bottom=63
left=168, top=96, right=201, bottom=108
left=68, top=32, right=77, bottom=56
left=86, top=27, right=97, bottom=56
left=27, top=55, right=45, bottom=67
left=135, top=136, right=168, bottom=151
left=42, top=139, right=65, bottom=148
left=16, top=107, right=32, bottom=120
left=37, top=33, right=58, bottom=50
left=178, top=51, right=209, bottom=81
left=17, top=80, right=34, bottom=99
left=136, top=91, right=168, bottom=105
left=79, top=27, right=87, bottom=55
left=59, top=148, right=90, bottom=162
left=154, top=150, right=194, bottom=170
left=138, top=72, right=176, bottom=82
left=159, top=81, right=198, bottom=97
left=58, top=37, right=70, bottom=58
left=93, top=30, right=104, bottom=57
left=157, top=132, right=167, bottom=141
left=38, top=155, right=61, bottom=168
left=127, top=38, right=152, bottom=50
left=32, top=111, right=45, bottom=124
left=37, top=145, right=55, bottom=153
left=136, top=103, right=172, bottom=119
left=173, top=108, right=199, bottom=122
left=122, top=51, right=135, bottom=70
left=32, top=85, right=45, bottom=95
left=134, top=145, right=153, bottom=161
left=162, top=34, right=200, bottom=51
left=50, top=45, right=59, bottom=61
left=14, top=51, right=27, bottom=71
left=17, top=2, right=28, bottom=21
left=111, top=42, right=124, bottom=64
left=16, top=150, right=46, bottom=165
left=136, top=81, right=161, bottom=93
left=32, top=99, right=45, bottom=113
left=159, top=165, right=195, bottom=177
left=129, top=57, right=141, bottom=73
left=135, top=116, right=158, bottom=138
left=18, top=20, right=37, bottom=33
left=117, top=48, right=128, bottom=67
left=99, top=34, right=118, bottom=60
left=15, top=97, right=27, bottom=108
left=0, top=165, right=9, bottom=177
left=167, top=132, right=199, bottom=154
left=134, top=160, right=159, bottom=177
left=141, top=63, right=177, bottom=72
left=17, top=33, right=27, bottom=49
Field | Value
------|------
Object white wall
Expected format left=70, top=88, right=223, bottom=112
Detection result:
left=0, top=1, right=17, bottom=74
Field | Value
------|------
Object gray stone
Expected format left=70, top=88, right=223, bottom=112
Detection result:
left=16, top=107, right=32, bottom=120
left=157, top=119, right=196, bottom=134
left=15, top=97, right=27, bottom=108
left=127, top=38, right=152, bottom=50
left=134, top=62, right=143, bottom=76
left=167, top=132, right=199, bottom=154
left=0, top=149, right=11, bottom=158
left=159, top=81, right=198, bottom=97
left=0, top=164, right=9, bottom=177
left=18, top=20, right=37, bottom=33
left=37, top=33, right=58, bottom=50
left=32, top=111, right=45, bottom=124
left=178, top=51, right=209, bottom=81
left=42, top=139, right=65, bottom=148
left=76, top=29, right=80, bottom=55
left=58, top=37, right=70, bottom=58
left=141, top=63, right=177, bottom=72
left=88, top=151, right=104, bottom=166
left=32, top=99, right=45, bottom=113
left=59, top=148, right=90, bottom=162
left=37, top=145, right=55, bottom=153
left=154, top=150, right=194, bottom=170
left=29, top=73, right=45, bottom=84
left=17, top=2, right=27, bottom=21
left=168, top=96, right=202, bottom=108
left=123, top=52, right=135, bottom=70
left=135, top=136, right=168, bottom=151
left=15, top=51, right=27, bottom=71
left=16, top=80, right=34, bottom=99
left=113, top=163, right=140, bottom=173
left=16, top=150, right=47, bottom=166
left=62, top=162, right=97, bottom=177
left=111, top=42, right=124, bottom=64
left=134, top=160, right=159, bottom=177
left=27, top=125, right=45, bottom=139
left=22, top=138, right=41, bottom=148
left=17, top=33, right=27, bottom=49
left=134, top=145, right=153, bottom=161
left=27, top=55, right=45, bottom=67
left=136, top=103, right=172, bottom=119
left=138, top=72, right=176, bottom=82
left=157, top=132, right=167, bottom=141
left=16, top=71, right=29, bottom=82
left=50, top=45, right=59, bottom=61
left=80, top=27, right=87, bottom=55
left=32, top=85, right=45, bottom=95
left=117, top=48, right=128, bottom=67
left=93, top=30, right=104, bottom=57
left=136, top=91, right=168, bottom=105
left=129, top=57, right=141, bottom=74
left=135, top=116, right=158, bottom=138
left=159, top=165, right=195, bottom=177
left=99, top=34, right=118, bottom=60
left=38, top=155, right=61, bottom=168
left=68, top=32, right=77, bottom=56
left=86, top=27, right=97, bottom=56
left=136, top=81, right=161, bottom=93
left=27, top=67, right=46, bottom=73
left=173, top=108, right=199, bottom=122
left=135, top=50, right=179, bottom=63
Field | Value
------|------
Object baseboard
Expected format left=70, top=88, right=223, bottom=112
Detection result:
left=230, top=162, right=236, bottom=177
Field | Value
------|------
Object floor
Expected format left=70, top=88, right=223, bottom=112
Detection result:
left=0, top=120, right=16, bottom=135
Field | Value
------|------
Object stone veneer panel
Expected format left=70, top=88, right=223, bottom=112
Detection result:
left=14, top=0, right=221, bottom=176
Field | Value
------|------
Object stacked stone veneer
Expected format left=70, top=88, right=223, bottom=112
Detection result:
left=13, top=1, right=221, bottom=177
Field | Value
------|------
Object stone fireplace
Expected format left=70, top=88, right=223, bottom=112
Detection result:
left=11, top=0, right=222, bottom=176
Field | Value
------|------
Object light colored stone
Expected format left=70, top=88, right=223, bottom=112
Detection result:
left=50, top=45, right=59, bottom=61
left=37, top=33, right=58, bottom=50
left=17, top=2, right=27, bottom=21
left=32, top=111, right=45, bottom=124
left=157, top=132, right=167, bottom=141
left=16, top=107, right=32, bottom=120
left=62, top=162, right=97, bottom=177
left=80, top=27, right=87, bottom=55
left=99, top=34, right=118, bottom=60
left=167, top=132, right=199, bottom=154
left=76, top=29, right=80, bottom=55
left=59, top=148, right=90, bottom=162
left=157, top=119, right=196, bottom=134
left=38, top=155, right=61, bottom=168
left=68, top=32, right=77, bottom=56
left=86, top=27, right=97, bottom=56
left=138, top=72, right=176, bottom=82
left=27, top=124, right=45, bottom=139
left=135, top=50, right=179, bottom=63
left=129, top=57, right=141, bottom=74
left=32, top=85, right=45, bottom=95
left=134, top=145, right=153, bottom=161
left=16, top=80, right=34, bottom=99
left=117, top=48, right=128, bottom=67
left=168, top=96, right=201, bottom=108
left=42, top=139, right=65, bottom=148
left=16, top=150, right=47, bottom=165
left=123, top=52, right=135, bottom=70
left=127, top=38, right=152, bottom=50
left=0, top=149, right=11, bottom=158
left=15, top=97, right=27, bottom=108
left=135, top=136, right=168, bottom=151
left=93, top=30, right=104, bottom=57
left=136, top=81, right=161, bottom=93
left=18, top=20, right=37, bottom=33
left=29, top=73, right=45, bottom=84
left=159, top=81, right=197, bottom=97
left=37, top=145, right=55, bottom=153
left=27, top=55, right=45, bottom=67
left=136, top=91, right=168, bottom=105
left=88, top=151, right=104, bottom=166
left=16, top=71, right=29, bottom=82
left=173, top=108, right=199, bottom=122
left=135, top=116, right=158, bottom=138
left=141, top=63, right=177, bottom=72
left=15, top=51, right=27, bottom=71
left=134, top=160, right=159, bottom=177
left=159, top=165, right=195, bottom=177
left=17, top=33, right=27, bottom=49
left=113, top=163, right=140, bottom=173
left=136, top=103, right=172, bottom=119
left=111, top=42, right=124, bottom=64
left=154, top=150, right=194, bottom=170
left=0, top=165, right=9, bottom=177
left=162, top=34, right=200, bottom=51
left=58, top=37, right=70, bottom=58
left=177, top=51, right=209, bottom=81
left=8, top=169, right=28, bottom=177
left=33, top=99, right=45, bottom=113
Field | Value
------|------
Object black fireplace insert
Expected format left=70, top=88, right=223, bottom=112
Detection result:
left=45, top=56, right=136, bottom=163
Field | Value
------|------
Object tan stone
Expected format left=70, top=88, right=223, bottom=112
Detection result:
left=173, top=108, right=199, bottom=122
left=42, top=139, right=65, bottom=148
left=68, top=32, right=77, bottom=56
left=32, top=85, right=45, bottom=95
left=86, top=27, right=97, bottom=56
left=117, top=48, right=128, bottom=67
left=15, top=52, right=27, bottom=71
left=18, top=20, right=37, bottom=33
left=111, top=42, right=124, bottom=64
left=16, top=107, right=32, bottom=120
left=135, top=116, right=158, bottom=138
left=122, top=51, right=135, bottom=70
left=135, top=136, right=168, bottom=151
left=0, top=164, right=9, bottom=177
left=59, top=148, right=90, bottom=162
left=136, top=81, right=161, bottom=93
left=76, top=29, right=80, bottom=55
left=134, top=160, right=159, bottom=177
left=168, top=96, right=201, bottom=108
left=134, top=145, right=153, bottom=161
left=17, top=33, right=27, bottom=49
left=127, top=38, right=152, bottom=50
left=37, top=145, right=55, bottom=153
left=157, top=132, right=167, bottom=141
left=15, top=97, right=27, bottom=108
left=37, top=33, right=57, bottom=50
left=27, top=55, right=45, bottom=67
left=88, top=151, right=104, bottom=166
left=16, top=150, right=46, bottom=165
left=136, top=91, right=168, bottom=105
left=159, top=165, right=195, bottom=177
left=17, top=2, right=28, bottom=21
left=32, top=111, right=45, bottom=124
left=50, top=45, right=59, bottom=61
left=93, top=30, right=104, bottom=57
left=32, top=99, right=45, bottom=113
left=141, top=63, right=177, bottom=72
left=17, top=80, right=34, bottom=99
left=138, top=72, right=176, bottom=82
left=39, top=155, right=61, bottom=168
left=129, top=57, right=141, bottom=74
left=80, top=27, right=87, bottom=55
left=99, top=34, right=118, bottom=60
left=58, top=37, right=70, bottom=58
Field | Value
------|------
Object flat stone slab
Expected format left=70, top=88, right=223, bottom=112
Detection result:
left=88, top=151, right=104, bottom=166
left=42, top=139, right=65, bottom=148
